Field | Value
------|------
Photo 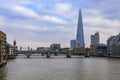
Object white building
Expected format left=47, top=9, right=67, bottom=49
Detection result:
left=6, top=43, right=14, bottom=56
left=70, top=40, right=76, bottom=48
left=90, top=32, right=99, bottom=53
left=107, top=33, right=120, bottom=56
left=91, top=32, right=99, bottom=45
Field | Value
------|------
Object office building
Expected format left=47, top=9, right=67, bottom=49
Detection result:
left=37, top=47, right=45, bottom=51
left=50, top=44, right=61, bottom=51
left=37, top=47, right=50, bottom=51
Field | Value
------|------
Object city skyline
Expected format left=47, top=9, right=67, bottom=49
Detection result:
left=0, top=0, right=120, bottom=49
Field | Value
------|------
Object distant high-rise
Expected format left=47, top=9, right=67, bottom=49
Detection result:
left=76, top=10, right=85, bottom=48
left=90, top=32, right=99, bottom=53
left=70, top=40, right=76, bottom=48
left=91, top=32, right=99, bottom=45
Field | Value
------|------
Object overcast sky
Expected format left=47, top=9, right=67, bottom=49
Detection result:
left=0, top=0, right=120, bottom=49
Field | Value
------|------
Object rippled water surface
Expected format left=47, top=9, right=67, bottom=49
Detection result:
left=1, top=55, right=120, bottom=80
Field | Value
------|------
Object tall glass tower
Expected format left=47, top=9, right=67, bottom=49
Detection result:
left=76, top=10, right=85, bottom=48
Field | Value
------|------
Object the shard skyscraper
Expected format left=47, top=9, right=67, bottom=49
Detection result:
left=76, top=10, right=85, bottom=48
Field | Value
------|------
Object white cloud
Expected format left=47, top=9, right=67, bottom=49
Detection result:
left=55, top=3, right=71, bottom=12
left=11, top=6, right=39, bottom=18
left=17, top=0, right=35, bottom=5
left=54, top=3, right=77, bottom=18
left=3, top=17, right=50, bottom=32
left=41, top=15, right=67, bottom=24
left=84, top=16, right=120, bottom=28
left=84, top=9, right=120, bottom=29
left=7, top=5, right=67, bottom=24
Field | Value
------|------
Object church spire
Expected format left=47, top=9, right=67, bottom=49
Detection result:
left=13, top=39, right=16, bottom=46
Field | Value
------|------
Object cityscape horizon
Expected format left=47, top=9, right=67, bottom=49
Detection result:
left=0, top=0, right=120, bottom=49
left=0, top=1, right=120, bottom=80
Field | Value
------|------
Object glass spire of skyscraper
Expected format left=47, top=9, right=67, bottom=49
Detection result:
left=76, top=10, right=85, bottom=48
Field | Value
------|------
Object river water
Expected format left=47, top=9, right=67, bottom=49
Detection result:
left=0, top=55, right=120, bottom=80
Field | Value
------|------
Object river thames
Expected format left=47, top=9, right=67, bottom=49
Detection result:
left=0, top=55, right=120, bottom=80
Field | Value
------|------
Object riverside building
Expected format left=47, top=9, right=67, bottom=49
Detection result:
left=0, top=31, right=7, bottom=66
left=107, top=33, right=120, bottom=56
left=90, top=32, right=99, bottom=53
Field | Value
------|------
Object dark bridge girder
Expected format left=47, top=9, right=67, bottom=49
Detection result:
left=16, top=51, right=89, bottom=58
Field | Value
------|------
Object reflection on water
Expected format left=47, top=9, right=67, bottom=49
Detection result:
left=0, top=65, right=7, bottom=80
left=1, top=55, right=120, bottom=80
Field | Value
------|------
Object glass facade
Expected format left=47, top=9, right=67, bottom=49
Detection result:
left=70, top=40, right=76, bottom=48
left=76, top=10, right=84, bottom=48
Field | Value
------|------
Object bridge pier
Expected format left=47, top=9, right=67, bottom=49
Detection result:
left=66, top=52, right=71, bottom=58
left=84, top=52, right=90, bottom=57
left=27, top=55, right=30, bottom=58
left=46, top=52, right=51, bottom=58
left=26, top=53, right=31, bottom=58
left=41, top=53, right=44, bottom=56
left=54, top=53, right=58, bottom=56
